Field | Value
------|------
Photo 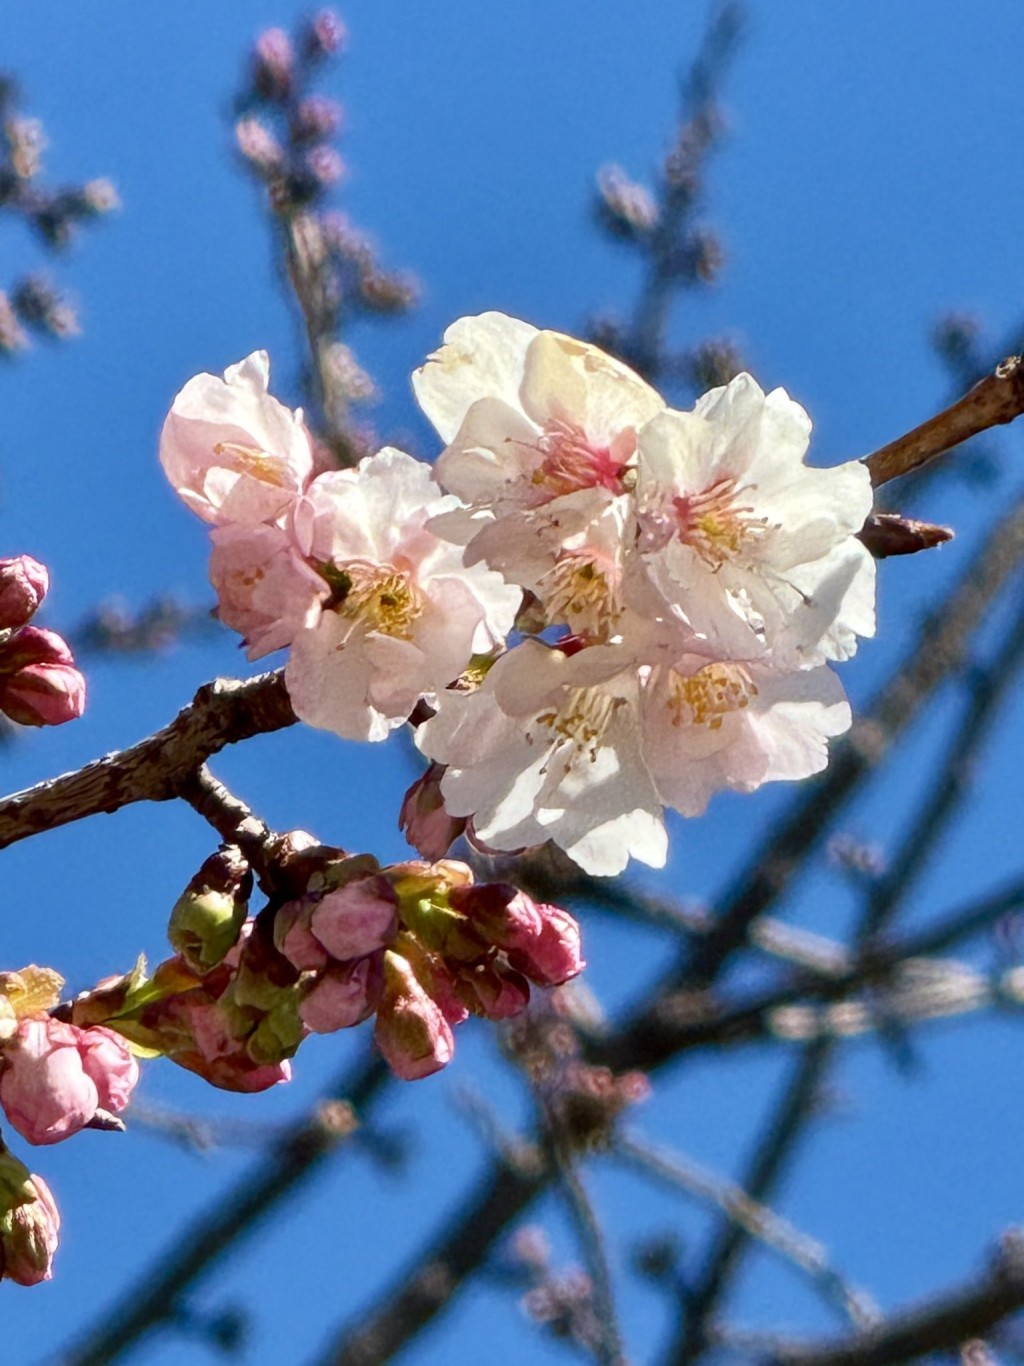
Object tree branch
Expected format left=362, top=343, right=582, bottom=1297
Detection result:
left=865, top=355, right=1024, bottom=488
left=60, top=1050, right=389, bottom=1366
left=769, top=1232, right=1024, bottom=1366
left=0, top=670, right=295, bottom=851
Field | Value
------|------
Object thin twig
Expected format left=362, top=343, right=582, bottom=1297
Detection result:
left=615, top=1134, right=877, bottom=1329
left=58, top=1050, right=389, bottom=1366
left=768, top=1232, right=1024, bottom=1366
left=865, top=355, right=1024, bottom=488
left=551, top=1142, right=629, bottom=1366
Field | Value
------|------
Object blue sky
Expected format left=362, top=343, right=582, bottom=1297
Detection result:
left=3, top=3, right=1024, bottom=1363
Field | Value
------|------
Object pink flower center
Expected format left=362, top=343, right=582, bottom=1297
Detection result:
left=529, top=419, right=631, bottom=501
left=668, top=663, right=758, bottom=730
left=671, top=477, right=767, bottom=568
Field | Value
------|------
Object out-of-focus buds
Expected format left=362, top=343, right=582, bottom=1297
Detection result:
left=253, top=28, right=295, bottom=102
left=0, top=555, right=47, bottom=629
left=595, top=164, right=659, bottom=241
left=0, top=1154, right=59, bottom=1286
left=0, top=625, right=85, bottom=726
left=303, top=10, right=347, bottom=60
left=168, top=845, right=252, bottom=973
left=293, top=95, right=343, bottom=143
left=399, top=762, right=467, bottom=862
left=235, top=117, right=286, bottom=175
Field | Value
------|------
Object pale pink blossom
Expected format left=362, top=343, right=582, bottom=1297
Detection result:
left=639, top=650, right=852, bottom=817
left=414, top=314, right=662, bottom=589
left=285, top=448, right=520, bottom=741
left=160, top=351, right=314, bottom=527
left=208, top=522, right=327, bottom=659
left=634, top=374, right=875, bottom=666
left=0, top=1018, right=137, bottom=1146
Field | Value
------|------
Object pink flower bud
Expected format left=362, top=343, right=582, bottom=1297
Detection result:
left=507, top=905, right=585, bottom=988
left=457, top=961, right=531, bottom=1020
left=304, top=10, right=346, bottom=59
left=77, top=1026, right=138, bottom=1115
left=399, top=763, right=466, bottom=862
left=300, top=954, right=384, bottom=1034
left=0, top=555, right=48, bottom=629
left=0, top=1171, right=59, bottom=1286
left=374, top=951, right=455, bottom=1081
left=253, top=28, right=294, bottom=101
left=273, top=900, right=330, bottom=972
left=0, top=1019, right=99, bottom=1145
left=309, top=876, right=397, bottom=961
left=0, top=626, right=85, bottom=727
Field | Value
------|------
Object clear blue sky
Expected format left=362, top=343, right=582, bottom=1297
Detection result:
left=3, top=3, right=1024, bottom=1362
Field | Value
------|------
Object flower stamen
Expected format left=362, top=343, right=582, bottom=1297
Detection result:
left=668, top=663, right=758, bottom=731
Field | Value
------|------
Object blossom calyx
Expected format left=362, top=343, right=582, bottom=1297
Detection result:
left=168, top=845, right=252, bottom=973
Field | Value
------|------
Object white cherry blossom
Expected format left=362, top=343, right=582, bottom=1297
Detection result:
left=634, top=373, right=875, bottom=666
left=285, top=448, right=521, bottom=742
left=417, top=639, right=668, bottom=878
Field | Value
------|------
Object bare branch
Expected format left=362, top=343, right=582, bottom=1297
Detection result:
left=0, top=671, right=295, bottom=852
left=59, top=1050, right=388, bottom=1366
left=616, top=1134, right=877, bottom=1329
left=865, top=355, right=1024, bottom=488
left=769, top=1232, right=1024, bottom=1366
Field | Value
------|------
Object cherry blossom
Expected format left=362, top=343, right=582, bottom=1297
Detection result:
left=285, top=447, right=520, bottom=741
left=160, top=351, right=314, bottom=527
left=634, top=374, right=875, bottom=666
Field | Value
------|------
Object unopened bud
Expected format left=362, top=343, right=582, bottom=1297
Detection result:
left=253, top=28, right=294, bottom=101
left=0, top=626, right=85, bottom=726
left=0, top=1164, right=59, bottom=1286
left=303, top=10, right=347, bottom=60
left=399, top=763, right=466, bottom=862
left=0, top=556, right=47, bottom=629
left=374, top=950, right=455, bottom=1081
left=168, top=846, right=251, bottom=973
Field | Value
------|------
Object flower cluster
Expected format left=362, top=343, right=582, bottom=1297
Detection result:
left=0, top=555, right=85, bottom=727
left=161, top=313, right=874, bottom=876
left=75, top=839, right=583, bottom=1085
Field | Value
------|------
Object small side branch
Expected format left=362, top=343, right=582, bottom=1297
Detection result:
left=0, top=671, right=295, bottom=852
left=865, top=355, right=1024, bottom=487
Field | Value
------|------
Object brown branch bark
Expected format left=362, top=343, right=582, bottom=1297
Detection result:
left=0, top=670, right=295, bottom=851
left=865, top=354, right=1024, bottom=487
left=769, top=1232, right=1024, bottom=1366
